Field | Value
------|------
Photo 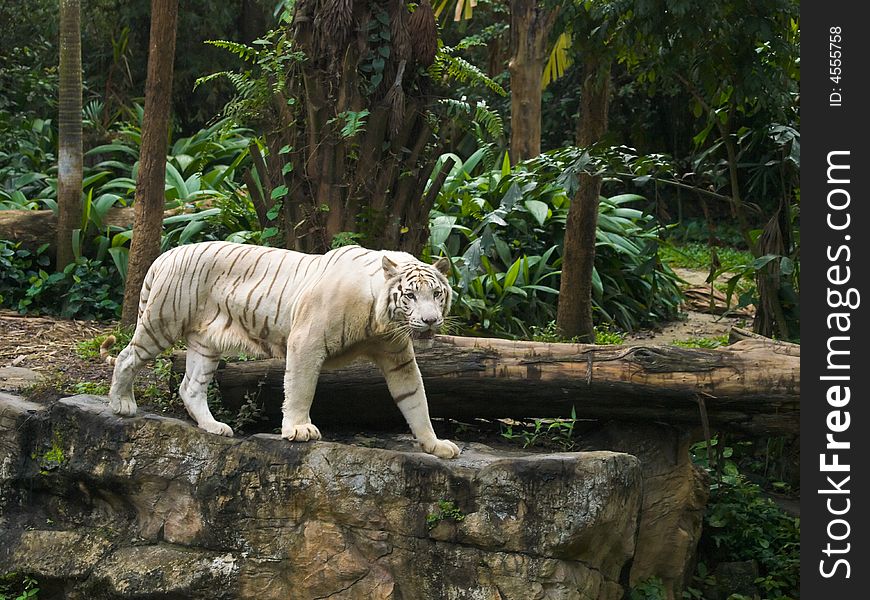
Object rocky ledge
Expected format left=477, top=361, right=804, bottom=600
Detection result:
left=0, top=393, right=644, bottom=599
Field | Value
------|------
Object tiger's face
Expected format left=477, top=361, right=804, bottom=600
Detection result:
left=382, top=256, right=452, bottom=341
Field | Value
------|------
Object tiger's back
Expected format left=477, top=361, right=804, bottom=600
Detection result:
left=139, top=241, right=417, bottom=359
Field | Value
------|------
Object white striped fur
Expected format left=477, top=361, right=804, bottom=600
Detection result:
left=103, top=241, right=460, bottom=458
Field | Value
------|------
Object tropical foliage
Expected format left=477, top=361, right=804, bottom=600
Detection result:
left=428, top=146, right=682, bottom=337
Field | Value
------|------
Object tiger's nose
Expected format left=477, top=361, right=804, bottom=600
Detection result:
left=423, top=316, right=440, bottom=326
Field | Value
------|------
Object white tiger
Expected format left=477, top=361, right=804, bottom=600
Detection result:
left=102, top=240, right=460, bottom=459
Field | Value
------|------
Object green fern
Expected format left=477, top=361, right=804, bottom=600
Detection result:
left=429, top=47, right=507, bottom=97
left=204, top=39, right=258, bottom=62
left=194, top=71, right=253, bottom=93
left=437, top=98, right=504, bottom=140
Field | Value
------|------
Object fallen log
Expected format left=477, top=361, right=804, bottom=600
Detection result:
left=0, top=208, right=135, bottom=251
left=0, top=204, right=204, bottom=253
left=170, top=335, right=799, bottom=436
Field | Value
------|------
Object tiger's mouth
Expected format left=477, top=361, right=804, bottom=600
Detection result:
left=411, top=329, right=435, bottom=341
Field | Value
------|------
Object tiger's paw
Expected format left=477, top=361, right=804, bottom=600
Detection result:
left=200, top=420, right=234, bottom=437
left=422, top=438, right=461, bottom=459
left=282, top=422, right=322, bottom=442
left=109, top=395, right=137, bottom=417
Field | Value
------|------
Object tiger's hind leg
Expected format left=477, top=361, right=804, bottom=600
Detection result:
left=108, top=332, right=166, bottom=417
left=179, top=334, right=233, bottom=437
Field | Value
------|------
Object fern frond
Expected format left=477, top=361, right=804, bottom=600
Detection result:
left=205, top=39, right=259, bottom=62
left=195, top=71, right=261, bottom=99
left=454, top=23, right=509, bottom=50
left=194, top=71, right=232, bottom=91
left=429, top=51, right=507, bottom=96
left=437, top=98, right=504, bottom=140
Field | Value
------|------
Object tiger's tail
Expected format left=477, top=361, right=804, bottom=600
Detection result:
left=99, top=335, right=118, bottom=365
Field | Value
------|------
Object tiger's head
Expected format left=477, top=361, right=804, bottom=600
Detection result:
left=382, top=255, right=453, bottom=344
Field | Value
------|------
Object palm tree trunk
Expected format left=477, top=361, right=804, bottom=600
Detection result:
left=556, top=57, right=611, bottom=342
left=121, top=0, right=179, bottom=326
left=56, top=0, right=83, bottom=271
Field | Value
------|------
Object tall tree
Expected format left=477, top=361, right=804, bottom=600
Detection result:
left=554, top=1, right=629, bottom=341
left=121, top=0, right=179, bottom=325
left=627, top=0, right=800, bottom=338
left=507, top=0, right=558, bottom=162
left=56, top=0, right=83, bottom=270
left=556, top=56, right=612, bottom=341
left=217, top=0, right=501, bottom=254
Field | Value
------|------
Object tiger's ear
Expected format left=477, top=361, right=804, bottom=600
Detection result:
left=382, top=255, right=399, bottom=279
left=433, top=257, right=451, bottom=277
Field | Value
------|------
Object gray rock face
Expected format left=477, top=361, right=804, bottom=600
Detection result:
left=0, top=394, right=643, bottom=599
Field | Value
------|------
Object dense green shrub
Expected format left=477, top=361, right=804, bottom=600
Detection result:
left=427, top=146, right=682, bottom=337
left=687, top=439, right=800, bottom=600
left=0, top=240, right=122, bottom=320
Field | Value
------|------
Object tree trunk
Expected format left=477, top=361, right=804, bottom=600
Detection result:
left=56, top=0, right=83, bottom=271
left=508, top=0, right=557, bottom=162
left=120, top=0, right=179, bottom=326
left=556, top=57, right=611, bottom=342
left=170, top=336, right=800, bottom=437
left=249, top=0, right=447, bottom=255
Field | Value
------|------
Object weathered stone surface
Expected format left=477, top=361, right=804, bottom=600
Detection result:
left=582, top=423, right=709, bottom=600
left=0, top=367, right=42, bottom=391
left=11, top=530, right=113, bottom=580
left=0, top=394, right=644, bottom=599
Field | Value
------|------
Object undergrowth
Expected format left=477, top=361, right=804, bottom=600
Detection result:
left=0, top=572, right=39, bottom=599
left=659, top=243, right=754, bottom=272
left=671, top=334, right=730, bottom=349
left=685, top=438, right=800, bottom=600
left=530, top=321, right=625, bottom=345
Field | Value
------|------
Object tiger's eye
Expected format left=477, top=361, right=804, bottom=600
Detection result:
left=406, top=292, right=416, bottom=300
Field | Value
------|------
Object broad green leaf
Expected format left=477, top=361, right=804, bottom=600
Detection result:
left=500, top=182, right=522, bottom=212
left=524, top=284, right=560, bottom=295
left=751, top=254, right=778, bottom=270
left=164, top=163, right=189, bottom=200
left=430, top=215, right=457, bottom=248
left=524, top=200, right=549, bottom=226
left=86, top=143, right=138, bottom=158
left=503, top=258, right=522, bottom=290
left=162, top=208, right=221, bottom=224
left=109, top=247, right=129, bottom=282
left=271, top=185, right=289, bottom=200
left=591, top=267, right=603, bottom=296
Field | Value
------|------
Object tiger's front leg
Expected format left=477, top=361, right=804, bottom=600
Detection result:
left=280, top=332, right=325, bottom=443
left=375, top=344, right=460, bottom=459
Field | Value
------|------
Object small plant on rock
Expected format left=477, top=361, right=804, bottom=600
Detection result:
left=426, top=500, right=466, bottom=530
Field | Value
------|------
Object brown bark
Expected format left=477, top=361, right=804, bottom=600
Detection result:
left=556, top=58, right=611, bottom=342
left=120, top=0, right=178, bottom=326
left=170, top=336, right=799, bottom=437
left=508, top=0, right=557, bottom=162
left=56, top=0, right=83, bottom=270
left=256, top=1, right=447, bottom=254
